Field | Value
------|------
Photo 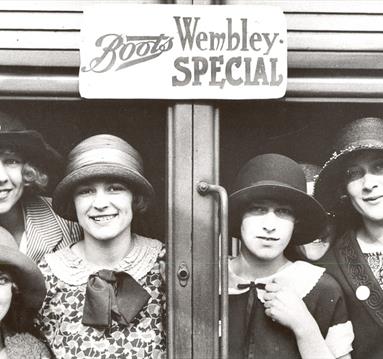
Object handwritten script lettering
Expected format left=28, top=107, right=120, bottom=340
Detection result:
left=82, top=33, right=173, bottom=73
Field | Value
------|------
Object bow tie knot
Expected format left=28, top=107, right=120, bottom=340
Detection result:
left=82, top=269, right=150, bottom=328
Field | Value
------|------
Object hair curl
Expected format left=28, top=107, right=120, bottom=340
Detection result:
left=22, top=162, right=49, bottom=194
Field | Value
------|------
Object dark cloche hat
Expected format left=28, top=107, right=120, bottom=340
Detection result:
left=314, top=117, right=383, bottom=213
left=0, top=111, right=62, bottom=174
left=229, top=153, right=327, bottom=245
left=53, top=134, right=154, bottom=221
left=0, top=226, right=46, bottom=312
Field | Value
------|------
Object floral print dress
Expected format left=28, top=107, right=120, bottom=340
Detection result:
left=36, top=235, right=166, bottom=359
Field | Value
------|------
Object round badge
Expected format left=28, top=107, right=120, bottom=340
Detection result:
left=356, top=285, right=370, bottom=301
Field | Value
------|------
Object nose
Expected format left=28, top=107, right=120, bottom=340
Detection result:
left=262, top=211, right=276, bottom=233
left=362, top=172, right=378, bottom=191
left=0, top=162, right=10, bottom=184
left=92, top=189, right=109, bottom=210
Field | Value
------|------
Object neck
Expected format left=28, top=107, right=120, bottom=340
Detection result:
left=358, top=218, right=383, bottom=245
left=0, top=203, right=24, bottom=245
left=81, top=231, right=134, bottom=268
left=234, top=246, right=289, bottom=280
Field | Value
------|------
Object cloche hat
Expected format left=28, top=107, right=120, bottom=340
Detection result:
left=53, top=134, right=154, bottom=220
left=229, top=153, right=327, bottom=245
left=314, top=117, right=383, bottom=214
left=0, top=226, right=46, bottom=312
left=0, top=111, right=62, bottom=175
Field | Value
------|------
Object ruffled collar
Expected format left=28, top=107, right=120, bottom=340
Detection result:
left=228, top=260, right=325, bottom=302
left=45, top=234, right=163, bottom=285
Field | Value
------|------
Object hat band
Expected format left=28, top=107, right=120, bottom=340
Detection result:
left=67, top=148, right=144, bottom=175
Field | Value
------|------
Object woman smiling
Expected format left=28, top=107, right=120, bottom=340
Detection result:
left=315, top=117, right=383, bottom=359
left=36, top=134, right=165, bottom=359
left=0, top=112, right=81, bottom=263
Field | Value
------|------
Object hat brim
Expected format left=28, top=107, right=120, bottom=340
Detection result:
left=0, top=245, right=46, bottom=311
left=230, top=183, right=327, bottom=245
left=53, top=163, right=155, bottom=221
left=314, top=145, right=383, bottom=213
left=0, top=131, right=63, bottom=192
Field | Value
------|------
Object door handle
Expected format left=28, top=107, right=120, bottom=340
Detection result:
left=197, top=181, right=229, bottom=359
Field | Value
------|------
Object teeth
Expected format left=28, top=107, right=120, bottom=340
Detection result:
left=0, top=190, right=10, bottom=199
left=92, top=215, right=116, bottom=222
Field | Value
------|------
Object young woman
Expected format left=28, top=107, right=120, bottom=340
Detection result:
left=228, top=153, right=354, bottom=359
left=0, top=226, right=50, bottom=358
left=314, top=117, right=383, bottom=359
left=0, top=111, right=81, bottom=262
left=36, top=134, right=165, bottom=358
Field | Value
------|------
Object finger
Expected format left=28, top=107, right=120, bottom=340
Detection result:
left=263, top=300, right=272, bottom=308
left=265, top=282, right=281, bottom=292
left=264, top=308, right=277, bottom=322
left=263, top=292, right=275, bottom=301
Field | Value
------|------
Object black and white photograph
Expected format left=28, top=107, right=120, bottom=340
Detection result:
left=0, top=1, right=381, bottom=358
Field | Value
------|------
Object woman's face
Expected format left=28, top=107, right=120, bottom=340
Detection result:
left=74, top=179, right=134, bottom=242
left=345, top=151, right=383, bottom=223
left=0, top=271, right=13, bottom=323
left=240, top=199, right=295, bottom=262
left=0, top=150, right=24, bottom=214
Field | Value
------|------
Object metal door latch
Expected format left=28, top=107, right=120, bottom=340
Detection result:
left=177, top=262, right=190, bottom=287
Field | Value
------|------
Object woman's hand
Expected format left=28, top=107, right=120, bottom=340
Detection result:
left=263, top=279, right=316, bottom=336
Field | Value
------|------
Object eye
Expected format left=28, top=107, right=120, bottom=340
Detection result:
left=108, top=183, right=127, bottom=192
left=75, top=186, right=93, bottom=196
left=275, top=207, right=295, bottom=219
left=248, top=205, right=268, bottom=215
left=3, top=157, right=22, bottom=166
left=345, top=166, right=364, bottom=182
left=371, top=160, right=383, bottom=175
left=0, top=274, right=11, bottom=285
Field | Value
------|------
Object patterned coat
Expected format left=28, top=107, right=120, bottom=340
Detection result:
left=2, top=328, right=51, bottom=359
left=318, top=229, right=383, bottom=359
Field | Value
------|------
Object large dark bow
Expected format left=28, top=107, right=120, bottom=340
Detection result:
left=82, top=269, right=150, bottom=328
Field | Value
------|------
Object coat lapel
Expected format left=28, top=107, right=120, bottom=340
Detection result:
left=23, top=196, right=64, bottom=262
left=336, top=230, right=383, bottom=327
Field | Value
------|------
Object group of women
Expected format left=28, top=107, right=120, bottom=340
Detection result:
left=0, top=111, right=382, bottom=358
left=0, top=112, right=165, bottom=358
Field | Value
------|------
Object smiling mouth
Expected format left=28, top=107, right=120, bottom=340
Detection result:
left=89, top=214, right=117, bottom=223
left=0, top=189, right=12, bottom=199
left=363, top=195, right=383, bottom=202
left=257, top=236, right=279, bottom=241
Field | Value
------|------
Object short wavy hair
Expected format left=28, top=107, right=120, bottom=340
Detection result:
left=22, top=162, right=49, bottom=194
left=0, top=149, right=49, bottom=195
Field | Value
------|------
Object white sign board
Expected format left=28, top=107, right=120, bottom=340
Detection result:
left=79, top=4, right=287, bottom=99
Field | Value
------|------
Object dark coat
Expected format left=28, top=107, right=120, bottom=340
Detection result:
left=318, top=229, right=383, bottom=359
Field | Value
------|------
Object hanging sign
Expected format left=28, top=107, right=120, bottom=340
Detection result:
left=79, top=4, right=287, bottom=99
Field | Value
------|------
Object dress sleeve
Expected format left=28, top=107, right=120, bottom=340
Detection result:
left=310, top=272, right=354, bottom=358
left=35, top=257, right=60, bottom=339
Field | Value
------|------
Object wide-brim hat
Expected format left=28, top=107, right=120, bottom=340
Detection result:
left=230, top=153, right=327, bottom=245
left=314, top=117, right=383, bottom=213
left=53, top=134, right=154, bottom=221
left=0, top=227, right=46, bottom=312
left=0, top=112, right=62, bottom=179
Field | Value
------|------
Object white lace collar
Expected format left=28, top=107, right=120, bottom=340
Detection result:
left=45, top=234, right=163, bottom=285
left=228, top=260, right=325, bottom=302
